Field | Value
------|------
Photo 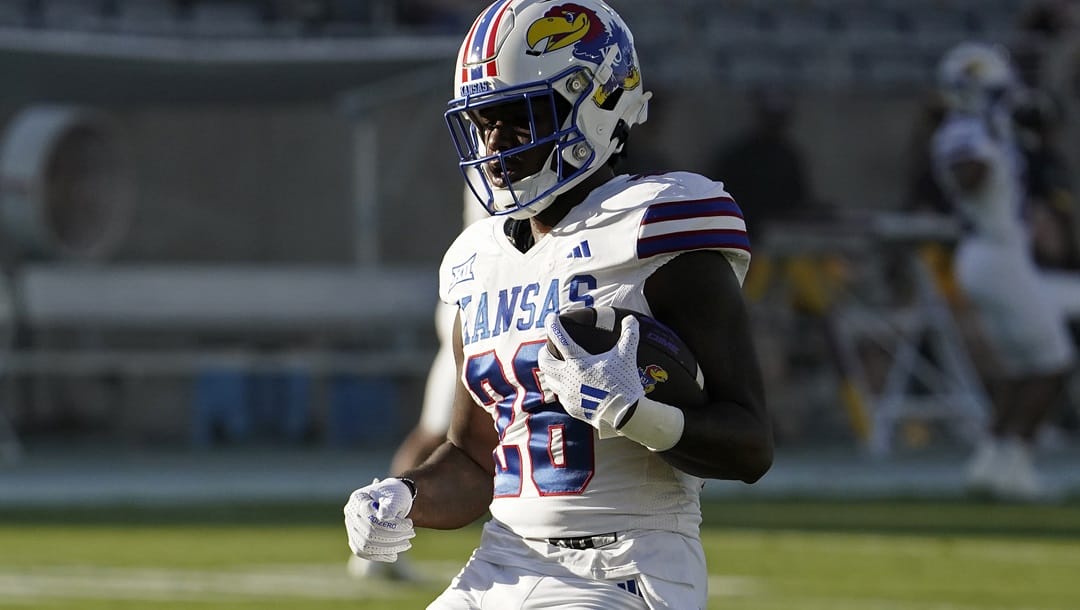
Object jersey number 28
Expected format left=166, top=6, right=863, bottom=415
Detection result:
left=463, top=341, right=595, bottom=497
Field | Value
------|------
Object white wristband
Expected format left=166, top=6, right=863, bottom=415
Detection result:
left=616, top=395, right=685, bottom=452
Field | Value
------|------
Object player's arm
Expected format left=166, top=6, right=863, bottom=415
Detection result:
left=934, top=119, right=992, bottom=196
left=947, top=158, right=989, bottom=194
left=643, top=249, right=773, bottom=483
left=395, top=311, right=497, bottom=529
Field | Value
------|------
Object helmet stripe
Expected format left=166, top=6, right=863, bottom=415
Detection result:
left=466, top=1, right=506, bottom=65
left=459, top=9, right=483, bottom=84
left=462, top=0, right=512, bottom=83
left=484, top=0, right=513, bottom=77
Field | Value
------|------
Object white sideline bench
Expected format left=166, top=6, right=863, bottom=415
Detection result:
left=13, top=264, right=438, bottom=334
left=7, top=264, right=440, bottom=372
left=0, top=264, right=442, bottom=460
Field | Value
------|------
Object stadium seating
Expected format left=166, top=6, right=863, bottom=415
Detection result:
left=0, top=0, right=1038, bottom=90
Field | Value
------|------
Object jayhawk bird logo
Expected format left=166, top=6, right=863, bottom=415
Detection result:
left=639, top=364, right=669, bottom=394
left=525, top=3, right=641, bottom=107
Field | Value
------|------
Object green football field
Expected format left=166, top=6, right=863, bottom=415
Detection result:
left=1, top=499, right=1079, bottom=609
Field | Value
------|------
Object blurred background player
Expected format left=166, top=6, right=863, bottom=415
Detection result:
left=347, top=190, right=486, bottom=581
left=387, top=191, right=489, bottom=477
left=931, top=42, right=1076, bottom=501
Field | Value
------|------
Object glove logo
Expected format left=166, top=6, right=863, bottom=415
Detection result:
left=549, top=319, right=570, bottom=349
left=579, top=384, right=609, bottom=418
left=368, top=515, right=399, bottom=529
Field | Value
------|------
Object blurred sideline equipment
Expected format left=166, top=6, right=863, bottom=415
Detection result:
left=0, top=104, right=137, bottom=463
left=0, top=105, right=135, bottom=261
left=761, top=211, right=992, bottom=456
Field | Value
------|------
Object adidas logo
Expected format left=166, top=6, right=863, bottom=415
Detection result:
left=617, top=579, right=643, bottom=597
left=579, top=384, right=608, bottom=418
left=566, top=240, right=592, bottom=259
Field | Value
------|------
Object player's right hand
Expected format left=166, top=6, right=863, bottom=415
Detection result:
left=343, top=478, right=416, bottom=562
left=538, top=313, right=644, bottom=439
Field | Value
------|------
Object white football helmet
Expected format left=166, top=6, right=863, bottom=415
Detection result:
left=445, top=0, right=651, bottom=219
left=936, top=42, right=1020, bottom=115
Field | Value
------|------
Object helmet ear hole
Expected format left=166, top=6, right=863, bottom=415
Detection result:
left=611, top=119, right=629, bottom=146
left=605, top=119, right=630, bottom=168
left=598, top=88, right=623, bottom=111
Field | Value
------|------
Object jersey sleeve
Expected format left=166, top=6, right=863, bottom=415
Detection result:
left=636, top=193, right=752, bottom=284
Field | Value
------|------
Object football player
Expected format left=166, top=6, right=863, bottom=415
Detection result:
left=344, top=1, right=773, bottom=607
left=931, top=42, right=1075, bottom=501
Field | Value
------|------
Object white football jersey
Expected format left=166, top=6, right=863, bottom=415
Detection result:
left=931, top=110, right=1027, bottom=245
left=438, top=171, right=750, bottom=540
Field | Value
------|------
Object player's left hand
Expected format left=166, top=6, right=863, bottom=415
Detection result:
left=538, top=313, right=644, bottom=439
left=343, top=478, right=416, bottom=562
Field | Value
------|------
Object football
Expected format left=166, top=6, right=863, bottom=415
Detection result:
left=546, top=306, right=706, bottom=410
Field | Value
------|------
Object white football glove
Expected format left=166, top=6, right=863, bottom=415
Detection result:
left=537, top=313, right=644, bottom=439
left=343, top=478, right=416, bottom=562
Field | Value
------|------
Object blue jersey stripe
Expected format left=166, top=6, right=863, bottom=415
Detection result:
left=637, top=229, right=751, bottom=259
left=641, top=197, right=742, bottom=224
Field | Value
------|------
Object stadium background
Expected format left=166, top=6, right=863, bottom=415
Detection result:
left=2, top=0, right=1075, bottom=448
left=0, top=1, right=1078, bottom=608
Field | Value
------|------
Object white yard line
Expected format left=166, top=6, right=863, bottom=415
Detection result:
left=707, top=574, right=762, bottom=597
left=0, top=562, right=460, bottom=602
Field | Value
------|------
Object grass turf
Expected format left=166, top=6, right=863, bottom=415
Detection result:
left=0, top=499, right=1077, bottom=609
